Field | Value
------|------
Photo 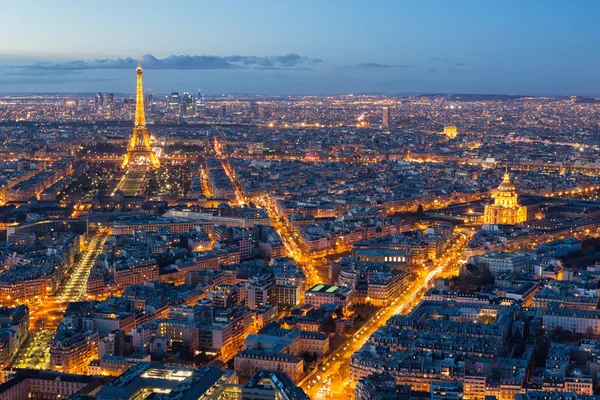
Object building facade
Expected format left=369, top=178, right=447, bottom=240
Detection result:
left=484, top=172, right=527, bottom=225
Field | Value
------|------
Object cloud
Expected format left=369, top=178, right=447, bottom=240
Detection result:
left=453, top=62, right=468, bottom=67
left=9, top=53, right=322, bottom=73
left=345, top=62, right=415, bottom=69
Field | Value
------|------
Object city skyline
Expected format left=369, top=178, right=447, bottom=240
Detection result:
left=3, top=3, right=600, bottom=400
left=1, top=0, right=600, bottom=95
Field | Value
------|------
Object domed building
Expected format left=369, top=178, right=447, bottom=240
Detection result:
left=483, top=171, right=527, bottom=225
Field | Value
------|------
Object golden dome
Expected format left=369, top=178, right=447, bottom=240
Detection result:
left=484, top=169, right=527, bottom=225
left=496, top=171, right=516, bottom=193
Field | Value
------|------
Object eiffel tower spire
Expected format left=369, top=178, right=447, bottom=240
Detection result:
left=134, top=59, right=145, bottom=128
left=121, top=60, right=160, bottom=169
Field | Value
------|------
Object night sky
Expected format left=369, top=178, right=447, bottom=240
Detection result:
left=1, top=0, right=599, bottom=95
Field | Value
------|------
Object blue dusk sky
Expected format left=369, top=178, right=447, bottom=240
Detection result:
left=1, top=0, right=599, bottom=96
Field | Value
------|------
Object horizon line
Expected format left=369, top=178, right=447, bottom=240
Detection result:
left=0, top=91, right=598, bottom=99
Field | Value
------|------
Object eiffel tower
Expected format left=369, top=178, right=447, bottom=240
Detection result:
left=121, top=60, right=160, bottom=169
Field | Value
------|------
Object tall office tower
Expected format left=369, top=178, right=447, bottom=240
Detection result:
left=123, top=99, right=135, bottom=120
left=166, top=92, right=181, bottom=117
left=145, top=93, right=155, bottom=115
left=195, top=90, right=205, bottom=116
left=104, top=93, right=114, bottom=118
left=249, top=101, right=259, bottom=119
left=94, top=92, right=104, bottom=114
left=121, top=61, right=160, bottom=170
left=382, top=107, right=390, bottom=127
left=219, top=105, right=227, bottom=119
left=182, top=92, right=196, bottom=117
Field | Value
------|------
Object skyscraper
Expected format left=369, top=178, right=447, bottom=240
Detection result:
left=249, top=101, right=259, bottom=119
left=382, top=107, right=390, bottom=127
left=145, top=93, right=155, bottom=115
left=123, top=99, right=135, bottom=120
left=166, top=92, right=181, bottom=117
left=195, top=90, right=205, bottom=116
left=182, top=92, right=195, bottom=117
left=94, top=92, right=113, bottom=118
left=94, top=92, right=103, bottom=114
left=104, top=93, right=114, bottom=118
left=219, top=105, right=227, bottom=119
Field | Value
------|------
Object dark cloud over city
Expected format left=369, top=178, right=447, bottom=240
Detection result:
left=9, top=53, right=323, bottom=74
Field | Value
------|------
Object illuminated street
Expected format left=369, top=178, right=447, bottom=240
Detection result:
left=11, top=330, right=53, bottom=370
left=253, top=194, right=328, bottom=287
left=59, top=231, right=110, bottom=302
left=218, top=143, right=332, bottom=286
left=11, top=230, right=110, bottom=370
left=301, top=230, right=473, bottom=399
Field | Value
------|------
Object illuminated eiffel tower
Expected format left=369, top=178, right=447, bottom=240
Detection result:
left=121, top=60, right=160, bottom=169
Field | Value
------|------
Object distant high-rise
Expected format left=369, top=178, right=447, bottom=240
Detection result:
left=382, top=107, right=390, bottom=127
left=182, top=92, right=195, bottom=117
left=145, top=93, right=155, bottom=115
left=166, top=92, right=181, bottom=117
left=195, top=90, right=205, bottom=116
left=249, top=101, right=259, bottom=119
left=94, top=92, right=103, bottom=113
left=219, top=105, right=227, bottom=119
left=123, top=99, right=135, bottom=120
left=94, top=92, right=113, bottom=118
left=104, top=93, right=114, bottom=118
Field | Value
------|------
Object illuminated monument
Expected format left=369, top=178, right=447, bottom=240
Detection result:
left=121, top=61, right=160, bottom=169
left=484, top=170, right=527, bottom=225
left=443, top=126, right=458, bottom=138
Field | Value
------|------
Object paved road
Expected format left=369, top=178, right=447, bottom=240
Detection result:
left=301, top=231, right=472, bottom=399
left=11, top=230, right=109, bottom=370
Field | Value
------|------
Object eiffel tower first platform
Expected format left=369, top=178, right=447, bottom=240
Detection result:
left=121, top=61, right=160, bottom=170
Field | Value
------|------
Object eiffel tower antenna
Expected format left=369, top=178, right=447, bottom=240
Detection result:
left=121, top=60, right=160, bottom=169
